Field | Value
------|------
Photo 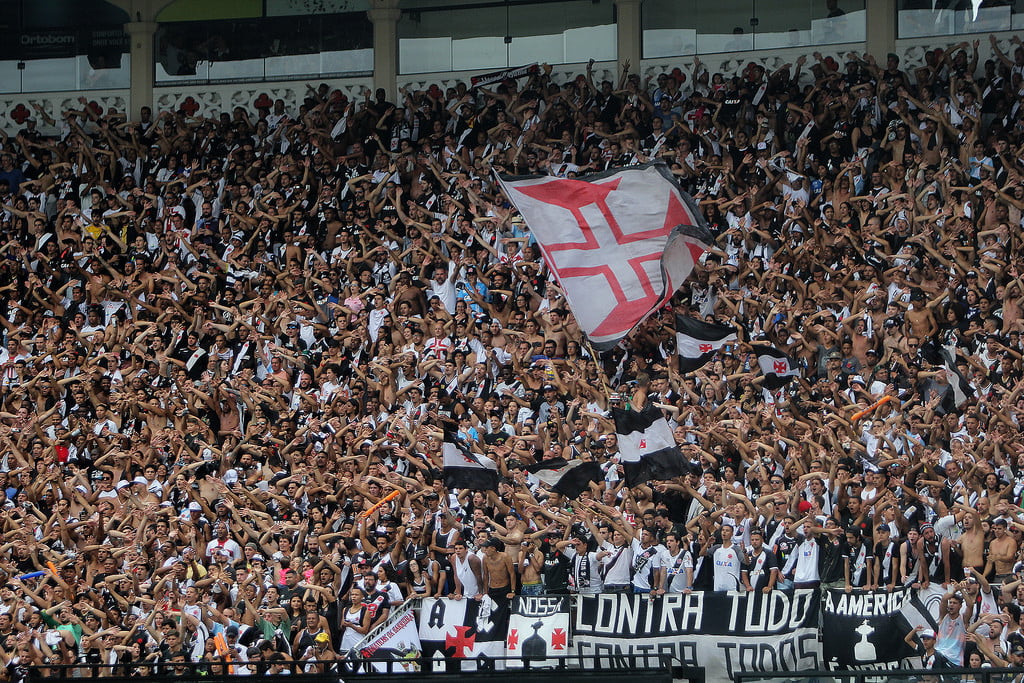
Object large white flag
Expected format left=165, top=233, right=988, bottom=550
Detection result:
left=497, top=162, right=712, bottom=350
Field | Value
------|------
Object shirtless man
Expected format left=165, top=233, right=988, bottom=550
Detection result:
left=518, top=538, right=545, bottom=596
left=986, top=518, right=1018, bottom=581
left=488, top=319, right=510, bottom=349
left=952, top=502, right=986, bottom=574
left=540, top=307, right=569, bottom=356
left=904, top=297, right=937, bottom=340
left=481, top=538, right=517, bottom=607
left=392, top=272, right=428, bottom=317
left=214, top=381, right=241, bottom=442
left=841, top=315, right=875, bottom=367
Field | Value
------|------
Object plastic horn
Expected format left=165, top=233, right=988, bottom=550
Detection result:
left=850, top=395, right=893, bottom=422
left=359, top=489, right=402, bottom=518
left=16, top=571, right=46, bottom=580
left=214, top=632, right=235, bottom=674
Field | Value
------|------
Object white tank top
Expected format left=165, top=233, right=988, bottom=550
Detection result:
left=345, top=605, right=365, bottom=626
left=455, top=554, right=480, bottom=596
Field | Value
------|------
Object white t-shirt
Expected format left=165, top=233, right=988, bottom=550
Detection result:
left=710, top=543, right=744, bottom=591
left=599, top=542, right=633, bottom=587
left=205, top=537, right=243, bottom=563
left=663, top=549, right=694, bottom=592
left=630, top=539, right=663, bottom=590
left=428, top=261, right=457, bottom=314
left=791, top=535, right=820, bottom=584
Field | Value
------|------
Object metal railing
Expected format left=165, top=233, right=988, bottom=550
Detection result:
left=347, top=595, right=421, bottom=655
left=29, top=654, right=674, bottom=681
left=735, top=667, right=1024, bottom=683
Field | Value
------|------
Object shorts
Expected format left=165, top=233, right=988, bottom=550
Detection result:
left=520, top=582, right=544, bottom=596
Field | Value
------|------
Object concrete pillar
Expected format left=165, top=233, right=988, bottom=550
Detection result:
left=865, top=0, right=897, bottom=61
left=111, top=0, right=175, bottom=120
left=615, top=0, right=641, bottom=71
left=369, top=0, right=401, bottom=100
left=126, top=21, right=157, bottom=119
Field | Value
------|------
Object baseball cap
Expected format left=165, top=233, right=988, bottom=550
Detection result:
left=315, top=632, right=330, bottom=644
left=919, top=628, right=935, bottom=639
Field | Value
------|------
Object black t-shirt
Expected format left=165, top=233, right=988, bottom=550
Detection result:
left=434, top=556, right=453, bottom=591
left=378, top=554, right=408, bottom=584
left=483, top=431, right=510, bottom=447
left=540, top=543, right=570, bottom=594
left=917, top=645, right=953, bottom=669
left=874, top=540, right=898, bottom=584
left=744, top=549, right=779, bottom=591
left=404, top=541, right=429, bottom=565
left=13, top=555, right=35, bottom=574
left=843, top=541, right=874, bottom=587
left=6, top=657, right=28, bottom=683
left=819, top=536, right=849, bottom=583
left=690, top=541, right=713, bottom=590
left=364, top=589, right=390, bottom=623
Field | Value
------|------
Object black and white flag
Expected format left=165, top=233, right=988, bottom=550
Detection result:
left=526, top=458, right=602, bottom=498
left=506, top=596, right=570, bottom=668
left=675, top=315, right=736, bottom=373
left=941, top=344, right=974, bottom=407
left=418, top=597, right=509, bottom=672
left=822, top=587, right=940, bottom=670
left=471, top=63, right=539, bottom=88
left=612, top=404, right=688, bottom=486
left=755, top=345, right=800, bottom=389
left=442, top=439, right=499, bottom=491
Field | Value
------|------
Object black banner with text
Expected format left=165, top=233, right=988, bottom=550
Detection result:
left=573, top=590, right=821, bottom=681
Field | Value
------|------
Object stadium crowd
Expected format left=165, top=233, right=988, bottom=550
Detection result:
left=0, top=33, right=1023, bottom=675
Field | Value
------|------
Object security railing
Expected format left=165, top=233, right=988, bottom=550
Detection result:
left=28, top=654, right=675, bottom=681
left=736, top=668, right=1024, bottom=683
